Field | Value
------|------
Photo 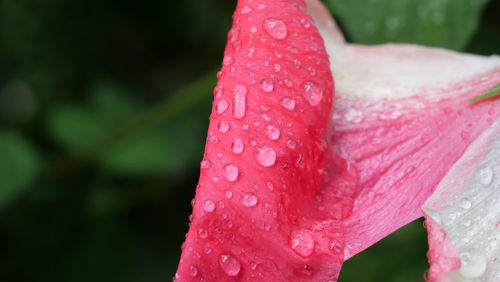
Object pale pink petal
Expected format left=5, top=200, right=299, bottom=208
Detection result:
left=308, top=0, right=500, bottom=268
left=423, top=121, right=500, bottom=281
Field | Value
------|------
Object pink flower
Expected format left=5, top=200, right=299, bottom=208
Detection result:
left=175, top=0, right=500, bottom=281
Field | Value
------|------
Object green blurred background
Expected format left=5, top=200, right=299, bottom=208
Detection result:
left=0, top=0, right=499, bottom=281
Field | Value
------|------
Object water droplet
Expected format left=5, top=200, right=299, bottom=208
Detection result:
left=260, top=79, right=274, bottom=92
left=223, top=163, right=239, bottom=182
left=250, top=261, right=257, bottom=270
left=287, top=139, right=297, bottom=149
left=265, top=124, right=280, bottom=140
left=302, top=81, right=323, bottom=106
left=255, top=146, right=276, bottom=167
left=241, top=5, right=253, bottom=14
left=198, top=228, right=208, bottom=239
left=289, top=230, right=315, bottom=257
left=461, top=131, right=470, bottom=140
left=225, top=190, right=233, bottom=199
left=223, top=56, right=234, bottom=66
left=344, top=108, right=364, bottom=124
left=219, top=254, right=241, bottom=276
left=300, top=18, right=311, bottom=28
left=229, top=28, right=239, bottom=44
left=203, top=200, right=215, bottom=212
left=233, top=84, right=247, bottom=119
left=478, top=167, right=493, bottom=185
left=263, top=18, right=287, bottom=40
left=189, top=265, right=199, bottom=277
left=247, top=46, right=255, bottom=57
left=240, top=193, right=258, bottom=207
left=200, top=160, right=210, bottom=169
left=231, top=138, right=244, bottom=154
left=216, top=100, right=229, bottom=114
left=266, top=181, right=274, bottom=191
left=460, top=198, right=471, bottom=209
left=280, top=96, right=296, bottom=110
left=218, top=121, right=230, bottom=133
left=459, top=252, right=486, bottom=278
left=207, top=132, right=219, bottom=144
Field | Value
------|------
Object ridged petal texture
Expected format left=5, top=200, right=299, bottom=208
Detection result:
left=175, top=0, right=341, bottom=281
left=310, top=0, right=500, bottom=280
left=176, top=0, right=500, bottom=281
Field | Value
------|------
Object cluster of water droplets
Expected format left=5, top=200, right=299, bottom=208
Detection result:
left=183, top=4, right=339, bottom=278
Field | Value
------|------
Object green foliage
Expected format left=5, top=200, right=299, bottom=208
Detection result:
left=469, top=82, right=500, bottom=102
left=0, top=130, right=39, bottom=209
left=340, top=219, right=429, bottom=282
left=327, top=0, right=489, bottom=50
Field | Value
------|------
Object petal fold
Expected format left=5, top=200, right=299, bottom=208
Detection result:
left=308, top=0, right=500, bottom=264
left=175, top=0, right=345, bottom=280
left=423, top=120, right=500, bottom=281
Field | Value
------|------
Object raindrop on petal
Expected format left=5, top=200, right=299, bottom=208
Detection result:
left=240, top=193, right=258, bottom=207
left=218, top=121, right=230, bottom=133
left=216, top=100, right=229, bottom=114
left=478, top=167, right=493, bottom=185
left=255, top=146, right=276, bottom=167
left=459, top=198, right=471, bottom=210
left=289, top=230, right=315, bottom=257
left=189, top=265, right=199, bottom=277
left=241, top=5, right=253, bottom=14
left=233, top=84, right=247, bottom=119
left=232, top=138, right=244, bottom=154
left=200, top=160, right=210, bottom=169
left=344, top=108, right=364, bottom=124
left=280, top=96, right=296, bottom=110
left=459, top=252, right=486, bottom=278
left=223, top=56, right=234, bottom=66
left=263, top=18, right=287, bottom=39
left=302, top=81, right=323, bottom=106
left=198, top=228, right=208, bottom=239
left=203, top=200, right=215, bottom=212
left=287, top=139, right=297, bottom=149
left=260, top=79, right=274, bottom=92
left=219, top=254, right=241, bottom=276
left=265, top=124, right=280, bottom=140
left=223, top=163, right=239, bottom=182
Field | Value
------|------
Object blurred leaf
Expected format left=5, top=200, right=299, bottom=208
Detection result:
left=99, top=113, right=207, bottom=176
left=327, top=0, right=489, bottom=50
left=0, top=81, right=37, bottom=124
left=89, top=80, right=142, bottom=124
left=47, top=104, right=106, bottom=152
left=99, top=132, right=171, bottom=175
left=340, top=219, right=428, bottom=282
left=0, top=130, right=39, bottom=209
left=46, top=75, right=212, bottom=176
left=469, top=82, right=500, bottom=102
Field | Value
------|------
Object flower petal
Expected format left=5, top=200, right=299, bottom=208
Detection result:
left=423, top=120, right=500, bottom=281
left=308, top=0, right=500, bottom=264
left=175, top=0, right=345, bottom=280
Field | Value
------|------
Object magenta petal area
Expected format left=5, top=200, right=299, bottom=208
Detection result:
left=175, top=0, right=348, bottom=281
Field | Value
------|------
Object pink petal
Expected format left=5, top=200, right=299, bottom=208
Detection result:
left=177, top=0, right=500, bottom=279
left=175, top=0, right=343, bottom=280
left=423, top=121, right=500, bottom=281
left=309, top=0, right=500, bottom=278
